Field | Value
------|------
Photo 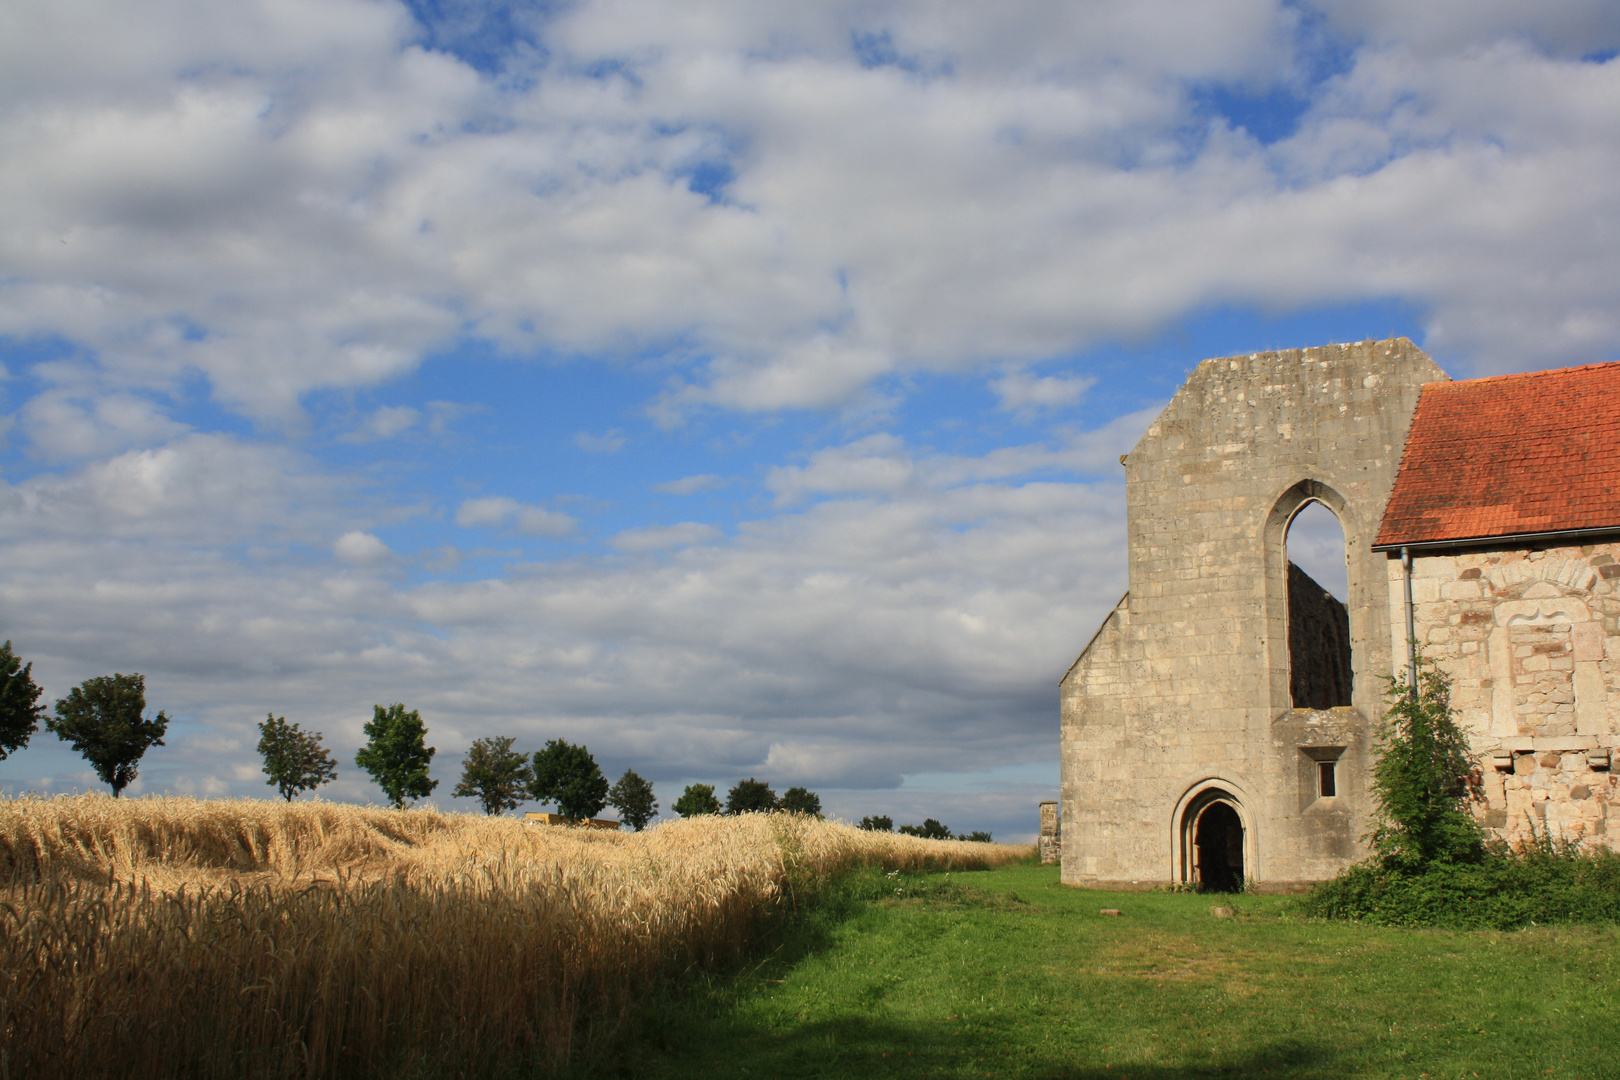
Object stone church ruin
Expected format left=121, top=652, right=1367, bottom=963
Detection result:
left=1059, top=338, right=1620, bottom=889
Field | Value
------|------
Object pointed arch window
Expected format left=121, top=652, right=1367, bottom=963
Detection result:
left=1285, top=501, right=1352, bottom=709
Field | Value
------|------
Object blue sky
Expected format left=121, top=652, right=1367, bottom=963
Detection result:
left=2, top=1, right=1618, bottom=840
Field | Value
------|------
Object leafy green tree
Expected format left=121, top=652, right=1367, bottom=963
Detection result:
left=777, top=786, right=822, bottom=816
left=608, top=768, right=658, bottom=830
left=452, top=736, right=532, bottom=815
left=897, top=818, right=952, bottom=840
left=257, top=713, right=338, bottom=800
left=529, top=739, right=609, bottom=822
left=858, top=814, right=893, bottom=832
left=0, top=640, right=45, bottom=761
left=958, top=830, right=993, bottom=843
left=354, top=703, right=438, bottom=808
left=47, top=673, right=169, bottom=797
left=672, top=782, right=721, bottom=817
left=726, top=777, right=776, bottom=814
left=1369, top=656, right=1483, bottom=868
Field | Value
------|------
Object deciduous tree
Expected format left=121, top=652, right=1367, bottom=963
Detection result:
left=607, top=768, right=658, bottom=830
left=0, top=641, right=45, bottom=761
left=858, top=814, right=892, bottom=832
left=47, top=673, right=169, bottom=797
left=529, top=739, right=608, bottom=822
left=672, top=782, right=721, bottom=817
left=777, top=786, right=822, bottom=817
left=257, top=713, right=338, bottom=801
left=354, top=703, right=438, bottom=808
left=726, top=777, right=776, bottom=814
left=453, top=736, right=533, bottom=815
left=897, top=818, right=952, bottom=840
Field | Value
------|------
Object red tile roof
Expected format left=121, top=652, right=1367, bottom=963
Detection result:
left=1375, top=361, right=1620, bottom=548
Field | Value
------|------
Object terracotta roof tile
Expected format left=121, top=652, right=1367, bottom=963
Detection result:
left=1375, top=361, right=1620, bottom=548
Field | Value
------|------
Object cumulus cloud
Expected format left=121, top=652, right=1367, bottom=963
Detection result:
left=1, top=0, right=1617, bottom=439
left=345, top=405, right=420, bottom=441
left=765, top=434, right=916, bottom=506
left=20, top=392, right=189, bottom=460
left=655, top=473, right=730, bottom=495
left=1312, top=0, right=1620, bottom=55
left=991, top=371, right=1095, bottom=415
left=5, top=0, right=1620, bottom=839
left=609, top=521, right=722, bottom=552
left=0, top=433, right=346, bottom=542
left=763, top=412, right=1154, bottom=507
left=573, top=429, right=627, bottom=453
left=0, top=411, right=1140, bottom=836
left=333, top=530, right=391, bottom=565
left=454, top=496, right=576, bottom=536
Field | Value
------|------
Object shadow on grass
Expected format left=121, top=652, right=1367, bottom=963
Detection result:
left=604, top=1010, right=1341, bottom=1079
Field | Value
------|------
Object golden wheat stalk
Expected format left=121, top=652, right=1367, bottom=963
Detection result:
left=0, top=795, right=1027, bottom=1079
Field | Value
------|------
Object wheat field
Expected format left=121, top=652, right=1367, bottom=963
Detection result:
left=0, top=795, right=1028, bottom=1079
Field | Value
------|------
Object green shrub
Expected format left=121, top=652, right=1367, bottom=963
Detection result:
left=1303, top=652, right=1620, bottom=928
left=1299, top=837, right=1620, bottom=929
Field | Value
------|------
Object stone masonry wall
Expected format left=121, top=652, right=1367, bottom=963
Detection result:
left=1389, top=542, right=1620, bottom=849
left=1038, top=800, right=1060, bottom=865
left=1061, top=339, right=1448, bottom=888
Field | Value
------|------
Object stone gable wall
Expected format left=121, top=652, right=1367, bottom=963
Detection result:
left=1060, top=338, right=1447, bottom=888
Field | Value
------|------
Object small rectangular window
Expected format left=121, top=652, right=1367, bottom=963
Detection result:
left=1318, top=760, right=1337, bottom=798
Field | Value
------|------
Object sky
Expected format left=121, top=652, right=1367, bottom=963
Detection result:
left=2, top=0, right=1619, bottom=841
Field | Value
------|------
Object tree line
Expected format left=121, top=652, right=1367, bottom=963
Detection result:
left=2, top=642, right=988, bottom=838
left=856, top=814, right=993, bottom=843
left=258, top=710, right=840, bottom=831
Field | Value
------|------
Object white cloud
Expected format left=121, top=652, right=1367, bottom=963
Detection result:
left=5, top=0, right=1620, bottom=840
left=333, top=530, right=390, bottom=565
left=991, top=371, right=1095, bottom=414
left=0, top=433, right=345, bottom=542
left=765, top=434, right=915, bottom=506
left=2, top=0, right=1617, bottom=436
left=655, top=473, right=730, bottom=495
left=573, top=429, right=627, bottom=453
left=1313, top=0, right=1620, bottom=55
left=610, top=521, right=722, bottom=552
left=762, top=410, right=1154, bottom=507
left=345, top=404, right=420, bottom=441
left=0, top=415, right=1131, bottom=840
left=20, top=391, right=189, bottom=460
left=454, top=496, right=576, bottom=537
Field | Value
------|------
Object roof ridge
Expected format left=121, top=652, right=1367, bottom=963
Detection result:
left=1423, top=358, right=1620, bottom=391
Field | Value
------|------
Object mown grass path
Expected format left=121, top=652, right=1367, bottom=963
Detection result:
left=610, top=862, right=1619, bottom=1080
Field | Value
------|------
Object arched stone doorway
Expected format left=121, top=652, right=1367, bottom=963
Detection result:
left=1178, top=788, right=1247, bottom=891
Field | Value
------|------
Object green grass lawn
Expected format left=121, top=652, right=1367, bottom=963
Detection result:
left=602, top=861, right=1620, bottom=1080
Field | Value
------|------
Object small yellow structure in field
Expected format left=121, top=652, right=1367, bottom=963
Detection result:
left=524, top=812, right=621, bottom=830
